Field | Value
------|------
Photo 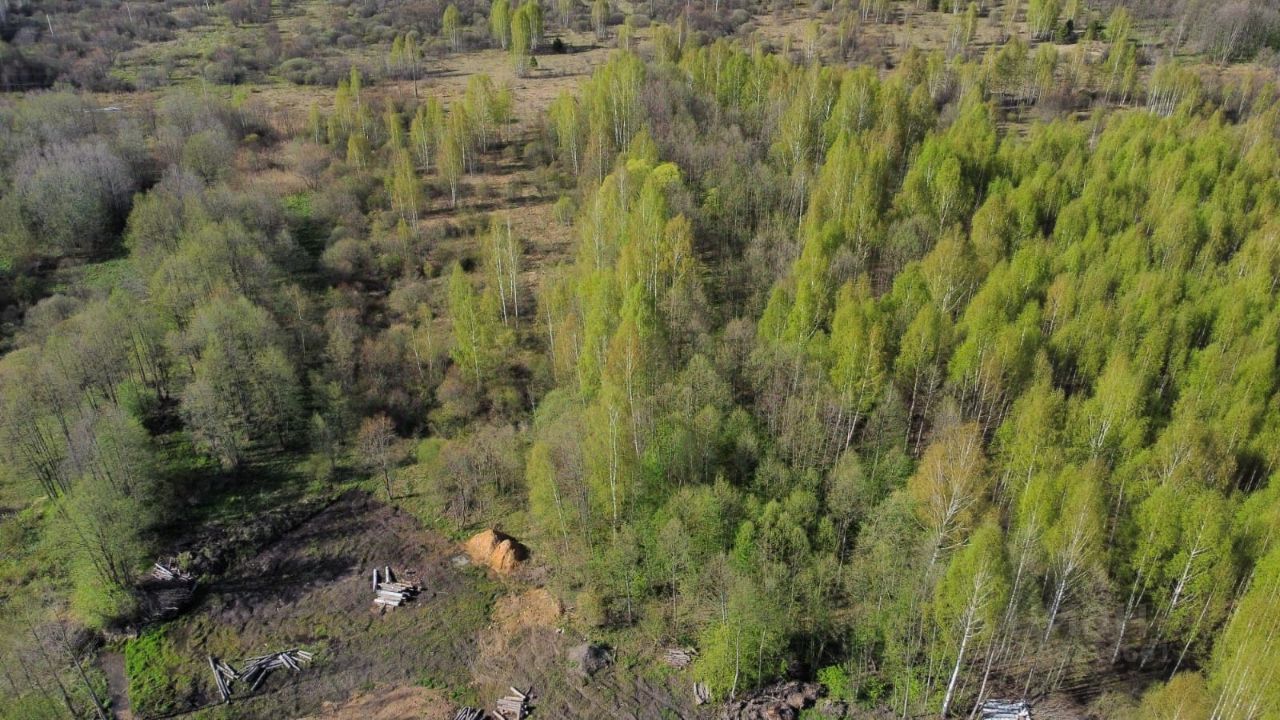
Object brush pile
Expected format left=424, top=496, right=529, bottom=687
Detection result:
left=719, top=680, right=821, bottom=720
left=142, top=558, right=198, bottom=620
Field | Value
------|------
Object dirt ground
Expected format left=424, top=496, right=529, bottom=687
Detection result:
left=101, top=651, right=133, bottom=720
left=301, top=684, right=454, bottom=720
left=107, top=488, right=704, bottom=720
left=135, top=490, right=500, bottom=719
left=472, top=588, right=706, bottom=720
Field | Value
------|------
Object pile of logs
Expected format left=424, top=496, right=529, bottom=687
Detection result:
left=206, top=649, right=313, bottom=702
left=452, top=708, right=487, bottom=720
left=694, top=682, right=711, bottom=705
left=207, top=657, right=237, bottom=702
left=980, top=699, right=1033, bottom=719
left=664, top=647, right=697, bottom=669
left=720, top=681, right=821, bottom=720
left=152, top=559, right=194, bottom=582
left=372, top=566, right=420, bottom=608
left=144, top=559, right=197, bottom=620
left=494, top=686, right=530, bottom=719
left=239, top=649, right=313, bottom=692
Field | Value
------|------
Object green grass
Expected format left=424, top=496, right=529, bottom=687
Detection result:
left=126, top=627, right=195, bottom=716
left=80, top=258, right=132, bottom=292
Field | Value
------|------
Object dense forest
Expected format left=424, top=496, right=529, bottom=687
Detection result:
left=1, top=0, right=1280, bottom=718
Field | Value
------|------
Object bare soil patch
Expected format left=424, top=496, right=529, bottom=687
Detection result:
left=301, top=684, right=453, bottom=720
left=102, top=650, right=133, bottom=720
left=150, top=490, right=498, bottom=719
left=472, top=585, right=704, bottom=720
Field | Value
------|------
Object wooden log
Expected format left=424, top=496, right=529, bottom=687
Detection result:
left=384, top=566, right=392, bottom=583
left=249, top=670, right=268, bottom=693
left=694, top=682, right=710, bottom=705
left=372, top=567, right=379, bottom=591
left=496, top=698, right=523, bottom=710
left=207, top=656, right=225, bottom=702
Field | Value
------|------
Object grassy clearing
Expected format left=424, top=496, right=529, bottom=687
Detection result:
left=125, top=627, right=197, bottom=717
left=124, top=491, right=503, bottom=719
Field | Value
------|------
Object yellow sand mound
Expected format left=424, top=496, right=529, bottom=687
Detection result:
left=464, top=529, right=527, bottom=573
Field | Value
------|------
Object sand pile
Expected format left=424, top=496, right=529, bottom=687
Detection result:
left=464, top=529, right=527, bottom=573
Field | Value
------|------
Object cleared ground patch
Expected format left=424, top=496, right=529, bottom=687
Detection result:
left=471, top=587, right=705, bottom=720
left=120, top=490, right=500, bottom=719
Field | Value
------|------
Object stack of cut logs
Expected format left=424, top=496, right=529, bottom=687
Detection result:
left=152, top=559, right=194, bottom=582
left=206, top=649, right=313, bottom=702
left=372, top=566, right=420, bottom=608
left=694, top=682, right=711, bottom=705
left=495, top=686, right=530, bottom=719
left=207, top=656, right=237, bottom=702
left=663, top=647, right=697, bottom=669
left=147, top=559, right=197, bottom=619
left=239, top=649, right=313, bottom=692
left=452, top=708, right=487, bottom=720
left=980, top=699, right=1032, bottom=719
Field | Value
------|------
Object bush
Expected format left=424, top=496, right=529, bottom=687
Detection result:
left=416, top=437, right=445, bottom=466
left=553, top=195, right=576, bottom=225
left=202, top=59, right=242, bottom=84
left=181, top=129, right=236, bottom=182
left=816, top=664, right=852, bottom=701
left=12, top=140, right=136, bottom=258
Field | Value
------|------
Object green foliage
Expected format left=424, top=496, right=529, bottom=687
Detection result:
left=490, top=0, right=511, bottom=49
left=126, top=629, right=193, bottom=717
left=176, top=292, right=303, bottom=468
left=816, top=664, right=852, bottom=701
left=442, top=5, right=462, bottom=52
left=447, top=262, right=510, bottom=388
left=4, top=19, right=1280, bottom=720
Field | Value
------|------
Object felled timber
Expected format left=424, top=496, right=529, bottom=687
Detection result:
left=207, top=656, right=230, bottom=702
left=664, top=647, right=697, bottom=669
left=153, top=559, right=194, bottom=582
left=207, top=648, right=313, bottom=700
left=694, top=682, right=710, bottom=705
left=370, top=565, right=420, bottom=609
left=142, top=558, right=198, bottom=620
left=453, top=708, right=486, bottom=720
left=494, top=685, right=531, bottom=719
left=980, top=699, right=1032, bottom=719
left=719, top=680, right=822, bottom=720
